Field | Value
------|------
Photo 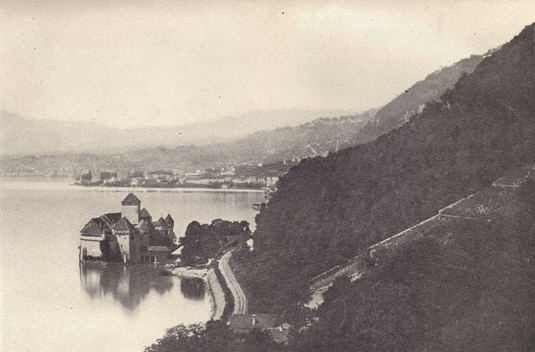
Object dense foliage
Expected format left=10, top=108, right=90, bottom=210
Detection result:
left=144, top=321, right=286, bottom=352
left=147, top=177, right=535, bottom=351
left=291, top=177, right=535, bottom=351
left=354, top=53, right=485, bottom=145
left=236, top=24, right=535, bottom=314
left=180, top=219, right=251, bottom=265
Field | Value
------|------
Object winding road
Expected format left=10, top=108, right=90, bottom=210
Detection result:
left=219, top=250, right=248, bottom=314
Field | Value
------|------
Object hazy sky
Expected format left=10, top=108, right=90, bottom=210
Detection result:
left=2, top=0, right=534, bottom=129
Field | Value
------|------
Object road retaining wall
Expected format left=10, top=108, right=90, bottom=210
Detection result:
left=309, top=163, right=535, bottom=297
left=205, top=269, right=225, bottom=321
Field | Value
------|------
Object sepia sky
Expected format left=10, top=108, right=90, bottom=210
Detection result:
left=1, top=0, right=534, bottom=129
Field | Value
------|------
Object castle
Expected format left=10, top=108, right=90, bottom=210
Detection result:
left=79, top=193, right=175, bottom=263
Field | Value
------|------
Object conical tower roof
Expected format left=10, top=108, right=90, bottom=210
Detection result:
left=165, top=214, right=174, bottom=224
left=140, top=208, right=151, bottom=218
left=112, top=217, right=138, bottom=235
left=121, top=193, right=141, bottom=206
left=154, top=217, right=167, bottom=227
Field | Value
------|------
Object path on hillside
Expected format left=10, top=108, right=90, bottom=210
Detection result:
left=219, top=250, right=248, bottom=314
left=310, top=256, right=367, bottom=293
left=308, top=164, right=535, bottom=299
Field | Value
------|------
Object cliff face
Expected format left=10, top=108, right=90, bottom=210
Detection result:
left=238, top=24, right=535, bottom=312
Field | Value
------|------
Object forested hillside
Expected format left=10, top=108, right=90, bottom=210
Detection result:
left=353, top=52, right=486, bottom=145
left=128, top=112, right=376, bottom=168
left=235, top=23, right=535, bottom=314
left=293, top=176, right=535, bottom=351
left=199, top=111, right=376, bottom=165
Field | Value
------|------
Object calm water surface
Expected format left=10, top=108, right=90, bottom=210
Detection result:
left=0, top=178, right=263, bottom=352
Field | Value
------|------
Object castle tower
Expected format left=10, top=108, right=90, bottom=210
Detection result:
left=165, top=214, right=175, bottom=239
left=154, top=216, right=168, bottom=234
left=139, top=208, right=152, bottom=223
left=136, top=219, right=151, bottom=250
left=121, top=193, right=140, bottom=225
left=112, top=217, right=140, bottom=263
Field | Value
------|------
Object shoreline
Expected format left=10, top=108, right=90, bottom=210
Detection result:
left=204, top=269, right=226, bottom=321
left=169, top=266, right=225, bottom=321
left=171, top=267, right=209, bottom=278
left=0, top=180, right=264, bottom=193
left=204, top=276, right=216, bottom=321
left=73, top=184, right=265, bottom=193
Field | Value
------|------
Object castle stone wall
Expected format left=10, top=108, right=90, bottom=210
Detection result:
left=80, top=239, right=103, bottom=260
left=122, top=205, right=139, bottom=225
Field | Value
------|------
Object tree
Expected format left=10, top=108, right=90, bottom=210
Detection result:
left=180, top=220, right=252, bottom=265
left=180, top=221, right=203, bottom=265
left=145, top=321, right=287, bottom=352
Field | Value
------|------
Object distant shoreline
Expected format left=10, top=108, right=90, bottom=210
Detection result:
left=72, top=184, right=265, bottom=193
left=0, top=177, right=264, bottom=193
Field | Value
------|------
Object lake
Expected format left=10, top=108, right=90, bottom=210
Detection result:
left=0, top=178, right=264, bottom=352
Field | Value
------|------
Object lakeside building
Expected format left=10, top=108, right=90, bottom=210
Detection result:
left=229, top=314, right=291, bottom=344
left=79, top=193, right=174, bottom=264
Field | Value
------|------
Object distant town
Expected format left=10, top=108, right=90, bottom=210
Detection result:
left=73, top=160, right=297, bottom=190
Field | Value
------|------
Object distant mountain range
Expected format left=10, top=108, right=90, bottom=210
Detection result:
left=1, top=44, right=493, bottom=175
left=0, top=109, right=354, bottom=157
left=0, top=111, right=376, bottom=176
left=190, top=110, right=378, bottom=165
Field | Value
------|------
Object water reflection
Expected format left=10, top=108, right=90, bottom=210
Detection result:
left=180, top=277, right=206, bottom=300
left=80, top=263, right=174, bottom=311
